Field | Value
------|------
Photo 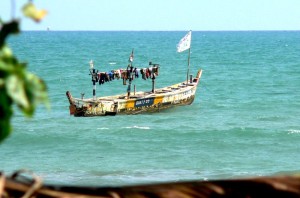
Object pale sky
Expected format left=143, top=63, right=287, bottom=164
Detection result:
left=1, top=0, right=300, bottom=31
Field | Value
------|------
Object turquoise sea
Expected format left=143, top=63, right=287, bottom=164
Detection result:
left=1, top=31, right=300, bottom=186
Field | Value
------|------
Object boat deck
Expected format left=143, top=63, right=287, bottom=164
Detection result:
left=78, top=81, right=198, bottom=103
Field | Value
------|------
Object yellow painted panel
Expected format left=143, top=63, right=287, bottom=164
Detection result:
left=154, top=96, right=163, bottom=104
left=126, top=100, right=135, bottom=108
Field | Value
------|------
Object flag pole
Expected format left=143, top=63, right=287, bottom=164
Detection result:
left=186, top=30, right=192, bottom=85
left=177, top=30, right=192, bottom=85
left=186, top=46, right=191, bottom=85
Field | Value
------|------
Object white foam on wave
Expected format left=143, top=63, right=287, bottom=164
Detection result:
left=122, top=126, right=150, bottom=130
left=109, top=62, right=116, bottom=65
left=97, top=127, right=110, bottom=130
left=288, top=129, right=300, bottom=134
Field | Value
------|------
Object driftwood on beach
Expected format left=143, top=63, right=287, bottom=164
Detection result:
left=1, top=170, right=300, bottom=198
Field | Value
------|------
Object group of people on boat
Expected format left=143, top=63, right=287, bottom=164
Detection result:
left=94, top=66, right=159, bottom=86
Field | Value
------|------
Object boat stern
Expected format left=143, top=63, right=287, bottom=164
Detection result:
left=66, top=91, right=76, bottom=115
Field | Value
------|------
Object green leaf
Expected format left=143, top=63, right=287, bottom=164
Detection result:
left=0, top=20, right=20, bottom=48
left=6, top=74, right=30, bottom=110
left=0, top=90, right=13, bottom=143
left=0, top=45, right=13, bottom=58
left=23, top=72, right=49, bottom=116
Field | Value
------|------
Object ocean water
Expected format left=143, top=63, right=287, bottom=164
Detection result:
left=1, top=31, right=300, bottom=186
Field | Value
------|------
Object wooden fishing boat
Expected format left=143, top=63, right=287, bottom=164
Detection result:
left=66, top=31, right=202, bottom=117
left=66, top=69, right=202, bottom=117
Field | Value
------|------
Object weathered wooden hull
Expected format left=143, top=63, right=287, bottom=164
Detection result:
left=66, top=70, right=202, bottom=117
left=3, top=170, right=300, bottom=197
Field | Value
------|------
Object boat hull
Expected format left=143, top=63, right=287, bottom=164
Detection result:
left=66, top=70, right=202, bottom=117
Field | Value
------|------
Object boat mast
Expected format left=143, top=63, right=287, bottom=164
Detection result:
left=89, top=60, right=97, bottom=101
left=127, top=49, right=134, bottom=98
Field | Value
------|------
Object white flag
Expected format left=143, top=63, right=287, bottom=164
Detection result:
left=177, top=31, right=192, bottom=53
left=129, top=49, right=134, bottom=62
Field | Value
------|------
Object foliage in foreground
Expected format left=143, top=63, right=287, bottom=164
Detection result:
left=0, top=2, right=48, bottom=142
